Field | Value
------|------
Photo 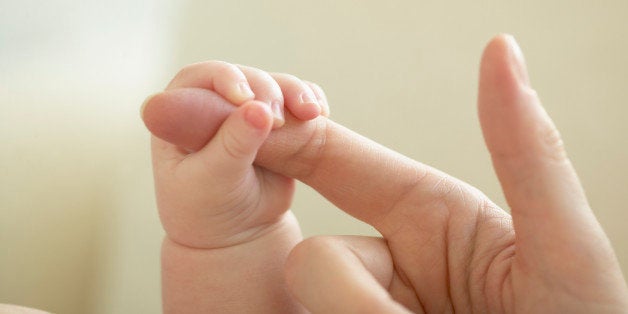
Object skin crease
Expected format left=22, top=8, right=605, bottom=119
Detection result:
left=150, top=61, right=329, bottom=313
left=143, top=35, right=628, bottom=313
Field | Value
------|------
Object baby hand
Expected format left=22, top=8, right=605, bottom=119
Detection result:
left=147, top=61, right=330, bottom=249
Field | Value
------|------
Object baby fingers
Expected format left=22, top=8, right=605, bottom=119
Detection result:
left=167, top=60, right=255, bottom=105
left=271, top=73, right=322, bottom=120
left=185, top=100, right=274, bottom=180
left=162, top=60, right=330, bottom=129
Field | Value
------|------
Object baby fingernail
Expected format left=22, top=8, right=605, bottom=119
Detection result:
left=243, top=104, right=270, bottom=130
left=299, top=92, right=318, bottom=105
left=238, top=82, right=255, bottom=99
left=271, top=101, right=284, bottom=122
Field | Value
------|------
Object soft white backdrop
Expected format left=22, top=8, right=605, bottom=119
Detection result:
left=1, top=1, right=627, bottom=313
left=1, top=1, right=178, bottom=312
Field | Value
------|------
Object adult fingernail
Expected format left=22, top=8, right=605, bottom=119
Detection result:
left=504, top=35, right=530, bottom=87
left=238, top=82, right=255, bottom=99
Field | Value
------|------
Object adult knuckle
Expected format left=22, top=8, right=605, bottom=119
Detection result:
left=539, top=124, right=567, bottom=162
left=284, top=119, right=328, bottom=178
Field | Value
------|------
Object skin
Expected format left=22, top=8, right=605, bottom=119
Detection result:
left=146, top=61, right=327, bottom=313
left=142, top=35, right=628, bottom=313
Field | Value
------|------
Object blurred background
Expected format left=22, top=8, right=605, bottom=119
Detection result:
left=1, top=0, right=627, bottom=312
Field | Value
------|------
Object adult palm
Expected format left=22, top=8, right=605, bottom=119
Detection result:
left=278, top=35, right=627, bottom=313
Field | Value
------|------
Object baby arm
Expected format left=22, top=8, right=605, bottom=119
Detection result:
left=144, top=61, right=328, bottom=313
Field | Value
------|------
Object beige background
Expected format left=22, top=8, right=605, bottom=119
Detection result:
left=1, top=1, right=627, bottom=313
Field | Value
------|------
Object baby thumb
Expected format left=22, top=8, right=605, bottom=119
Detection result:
left=188, top=100, right=274, bottom=178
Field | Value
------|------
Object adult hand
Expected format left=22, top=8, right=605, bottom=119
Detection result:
left=143, top=34, right=628, bottom=313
